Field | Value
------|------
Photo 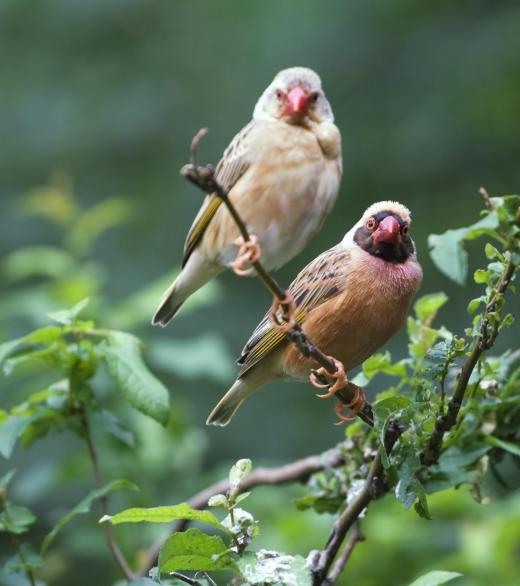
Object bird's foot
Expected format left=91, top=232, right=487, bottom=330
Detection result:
left=231, top=235, right=261, bottom=276
left=334, top=384, right=367, bottom=424
left=310, top=358, right=348, bottom=398
left=268, top=292, right=297, bottom=332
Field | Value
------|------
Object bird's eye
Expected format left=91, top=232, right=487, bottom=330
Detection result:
left=401, top=224, right=409, bottom=237
left=275, top=89, right=284, bottom=100
left=366, top=217, right=377, bottom=231
left=309, top=92, right=319, bottom=104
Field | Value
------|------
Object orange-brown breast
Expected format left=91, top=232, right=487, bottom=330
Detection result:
left=282, top=251, right=422, bottom=379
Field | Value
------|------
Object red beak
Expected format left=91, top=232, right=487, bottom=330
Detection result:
left=284, top=87, right=308, bottom=116
left=373, top=215, right=401, bottom=245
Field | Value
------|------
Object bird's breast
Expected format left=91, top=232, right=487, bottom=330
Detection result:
left=283, top=254, right=422, bottom=379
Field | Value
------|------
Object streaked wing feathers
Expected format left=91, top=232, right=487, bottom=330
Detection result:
left=237, top=246, right=350, bottom=376
left=182, top=122, right=255, bottom=266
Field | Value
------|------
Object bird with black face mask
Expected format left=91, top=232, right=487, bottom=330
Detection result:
left=152, top=66, right=342, bottom=327
left=207, top=201, right=423, bottom=427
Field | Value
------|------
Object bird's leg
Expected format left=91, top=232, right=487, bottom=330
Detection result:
left=231, top=235, right=262, bottom=276
left=268, top=292, right=297, bottom=332
left=334, top=383, right=367, bottom=424
left=310, top=358, right=348, bottom=398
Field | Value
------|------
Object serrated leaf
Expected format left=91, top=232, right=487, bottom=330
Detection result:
left=47, top=298, right=89, bottom=325
left=41, top=479, right=138, bottom=554
left=103, top=331, right=170, bottom=425
left=101, top=502, right=226, bottom=531
left=407, top=570, right=462, bottom=586
left=159, top=528, right=235, bottom=573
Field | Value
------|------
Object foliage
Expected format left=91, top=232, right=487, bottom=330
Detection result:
left=84, top=194, right=519, bottom=585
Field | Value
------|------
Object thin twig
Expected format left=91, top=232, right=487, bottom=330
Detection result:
left=81, top=411, right=135, bottom=580
left=421, top=254, right=515, bottom=465
left=310, top=422, right=402, bottom=585
left=322, top=522, right=365, bottom=586
left=170, top=572, right=205, bottom=586
left=180, top=128, right=374, bottom=422
left=138, top=448, right=346, bottom=576
left=479, top=186, right=493, bottom=209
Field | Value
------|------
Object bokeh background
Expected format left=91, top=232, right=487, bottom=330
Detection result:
left=1, top=1, right=519, bottom=585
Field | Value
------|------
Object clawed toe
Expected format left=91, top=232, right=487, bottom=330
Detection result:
left=309, top=359, right=348, bottom=398
left=334, top=384, right=367, bottom=425
left=231, top=235, right=261, bottom=276
left=268, top=292, right=297, bottom=332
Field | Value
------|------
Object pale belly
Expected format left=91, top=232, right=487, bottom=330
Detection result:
left=201, top=127, right=341, bottom=271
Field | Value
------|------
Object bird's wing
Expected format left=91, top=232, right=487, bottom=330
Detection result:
left=237, top=245, right=351, bottom=376
left=182, top=121, right=256, bottom=266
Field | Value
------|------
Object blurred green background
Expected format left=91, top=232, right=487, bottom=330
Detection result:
left=1, top=1, right=519, bottom=585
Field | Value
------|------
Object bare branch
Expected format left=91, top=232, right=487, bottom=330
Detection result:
left=322, top=522, right=365, bottom=586
left=309, top=421, right=401, bottom=585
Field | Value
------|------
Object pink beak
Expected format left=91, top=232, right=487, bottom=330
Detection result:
left=373, top=215, right=401, bottom=245
left=284, top=87, right=308, bottom=116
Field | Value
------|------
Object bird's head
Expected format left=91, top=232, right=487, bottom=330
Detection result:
left=349, top=201, right=416, bottom=264
left=253, top=67, right=334, bottom=126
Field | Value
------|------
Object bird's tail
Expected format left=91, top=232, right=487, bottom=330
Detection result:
left=206, top=379, right=254, bottom=426
left=151, top=280, right=185, bottom=326
left=152, top=251, right=221, bottom=327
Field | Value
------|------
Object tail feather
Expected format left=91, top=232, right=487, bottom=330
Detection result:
left=206, top=379, right=251, bottom=426
left=152, top=251, right=221, bottom=328
left=152, top=282, right=185, bottom=327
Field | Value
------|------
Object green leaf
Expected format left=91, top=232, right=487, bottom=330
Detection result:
left=158, top=528, right=235, bottom=573
left=485, top=436, right=520, bottom=457
left=414, top=293, right=449, bottom=323
left=0, top=470, right=16, bottom=490
left=237, top=551, right=311, bottom=586
left=208, top=494, right=229, bottom=508
left=100, top=502, right=225, bottom=531
left=229, top=459, right=252, bottom=490
left=41, top=479, right=138, bottom=554
left=0, top=503, right=36, bottom=534
left=0, top=416, right=35, bottom=458
left=103, top=331, right=170, bottom=425
left=407, top=570, right=462, bottom=586
left=3, top=246, right=76, bottom=282
left=148, top=333, right=234, bottom=384
left=96, top=410, right=135, bottom=447
left=47, top=298, right=89, bottom=325
left=428, top=213, right=499, bottom=284
left=0, top=339, right=25, bottom=366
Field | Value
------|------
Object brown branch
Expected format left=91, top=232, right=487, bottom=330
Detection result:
left=309, top=421, right=401, bottom=585
left=322, top=522, right=365, bottom=586
left=138, top=447, right=346, bottom=576
left=81, top=412, right=135, bottom=581
left=421, top=253, right=516, bottom=465
left=180, top=128, right=374, bottom=425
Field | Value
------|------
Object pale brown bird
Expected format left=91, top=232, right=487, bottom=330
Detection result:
left=152, top=66, right=342, bottom=326
left=207, top=201, right=423, bottom=426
